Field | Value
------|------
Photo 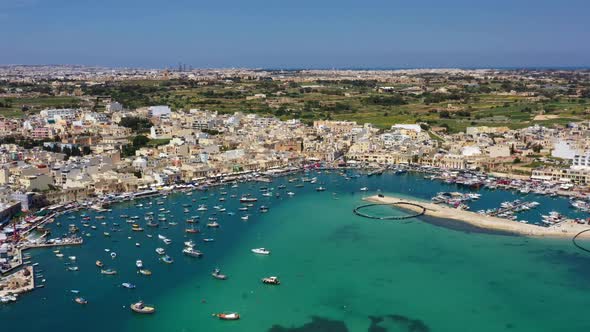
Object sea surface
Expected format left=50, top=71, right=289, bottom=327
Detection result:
left=2, top=171, right=590, bottom=332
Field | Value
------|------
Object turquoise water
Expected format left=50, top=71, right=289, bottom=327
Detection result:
left=2, top=171, right=590, bottom=332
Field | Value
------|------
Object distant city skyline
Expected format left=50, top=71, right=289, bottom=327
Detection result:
left=1, top=0, right=588, bottom=68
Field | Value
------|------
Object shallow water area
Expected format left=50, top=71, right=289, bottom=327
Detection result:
left=2, top=171, right=589, bottom=332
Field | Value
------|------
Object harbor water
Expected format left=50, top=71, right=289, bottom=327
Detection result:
left=1, top=171, right=589, bottom=332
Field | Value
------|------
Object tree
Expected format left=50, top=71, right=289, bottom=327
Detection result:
left=132, top=135, right=150, bottom=147
left=439, top=110, right=451, bottom=119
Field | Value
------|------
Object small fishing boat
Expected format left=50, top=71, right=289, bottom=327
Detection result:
left=211, top=268, right=227, bottom=280
left=56, top=253, right=64, bottom=258
left=240, top=196, right=258, bottom=203
left=136, top=260, right=143, bottom=268
left=185, top=227, right=200, bottom=234
left=161, top=255, right=174, bottom=264
left=138, top=269, right=152, bottom=276
left=316, top=187, right=326, bottom=192
left=203, top=238, right=215, bottom=242
left=241, top=215, right=249, bottom=221
left=156, top=248, right=165, bottom=255
left=262, top=276, right=280, bottom=285
left=207, top=222, right=220, bottom=228
left=251, top=248, right=270, bottom=255
left=101, top=269, right=117, bottom=275
left=67, top=266, right=79, bottom=271
left=122, top=283, right=136, bottom=289
left=75, top=297, right=88, bottom=305
left=214, top=313, right=240, bottom=320
left=95, top=260, right=104, bottom=268
left=130, top=301, right=155, bottom=314
left=163, top=238, right=172, bottom=245
left=132, top=226, right=144, bottom=232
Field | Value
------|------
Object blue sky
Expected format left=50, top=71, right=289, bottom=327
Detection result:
left=1, top=0, right=588, bottom=68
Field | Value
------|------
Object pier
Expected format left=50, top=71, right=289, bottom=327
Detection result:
left=353, top=202, right=426, bottom=220
left=365, top=195, right=590, bottom=238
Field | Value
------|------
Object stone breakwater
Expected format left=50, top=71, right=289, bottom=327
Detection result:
left=365, top=195, right=590, bottom=238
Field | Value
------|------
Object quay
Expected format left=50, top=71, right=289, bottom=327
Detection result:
left=365, top=195, right=590, bottom=238
left=1, top=238, right=83, bottom=276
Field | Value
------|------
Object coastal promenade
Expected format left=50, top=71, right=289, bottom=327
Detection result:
left=365, top=195, right=590, bottom=238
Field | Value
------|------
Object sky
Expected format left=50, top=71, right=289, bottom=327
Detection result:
left=0, top=0, right=589, bottom=69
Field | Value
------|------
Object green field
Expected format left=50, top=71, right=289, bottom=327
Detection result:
left=2, top=79, right=588, bottom=134
left=0, top=96, right=82, bottom=118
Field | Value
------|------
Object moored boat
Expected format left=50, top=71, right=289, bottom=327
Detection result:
left=251, top=248, right=270, bottom=255
left=183, top=247, right=203, bottom=257
left=74, top=297, right=88, bottom=305
left=212, top=268, right=227, bottom=280
left=262, top=276, right=280, bottom=285
left=215, top=313, right=240, bottom=320
left=130, top=301, right=155, bottom=314
left=101, top=268, right=117, bottom=275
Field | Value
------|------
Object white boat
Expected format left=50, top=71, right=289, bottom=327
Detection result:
left=122, top=282, right=136, bottom=289
left=241, top=215, right=249, bottom=221
left=184, top=241, right=195, bottom=247
left=287, top=192, right=295, bottom=196
left=136, top=260, right=143, bottom=268
left=251, top=248, right=270, bottom=255
left=240, top=197, right=258, bottom=203
left=158, top=234, right=167, bottom=240
left=360, top=187, right=368, bottom=191
left=183, top=247, right=203, bottom=257
left=163, top=238, right=172, bottom=245
left=156, top=248, right=165, bottom=255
